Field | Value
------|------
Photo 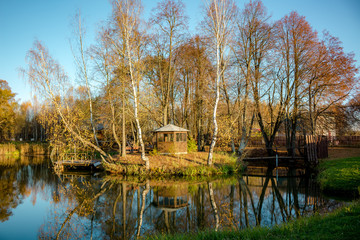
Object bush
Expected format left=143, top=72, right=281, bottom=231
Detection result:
left=149, top=147, right=159, bottom=156
left=187, top=137, right=197, bottom=153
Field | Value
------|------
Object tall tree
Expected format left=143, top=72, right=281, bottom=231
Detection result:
left=0, top=80, right=17, bottom=141
left=71, top=11, right=100, bottom=147
left=233, top=0, right=270, bottom=155
left=150, top=0, right=188, bottom=126
left=305, top=32, right=358, bottom=135
left=91, top=29, right=125, bottom=155
left=275, top=11, right=317, bottom=156
left=21, top=40, right=112, bottom=161
left=202, top=0, right=237, bottom=165
left=173, top=36, right=212, bottom=140
left=108, top=0, right=149, bottom=168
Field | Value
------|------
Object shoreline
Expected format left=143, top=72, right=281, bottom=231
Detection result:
left=103, top=152, right=244, bottom=177
left=145, top=200, right=360, bottom=240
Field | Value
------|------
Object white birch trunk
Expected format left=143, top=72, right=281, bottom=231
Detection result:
left=208, top=44, right=221, bottom=165
left=124, top=25, right=149, bottom=169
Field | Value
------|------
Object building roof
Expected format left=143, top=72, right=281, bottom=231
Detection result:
left=153, top=124, right=189, bottom=132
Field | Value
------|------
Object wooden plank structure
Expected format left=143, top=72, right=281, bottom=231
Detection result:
left=304, top=135, right=318, bottom=165
left=244, top=135, right=328, bottom=167
left=303, top=135, right=328, bottom=165
left=316, top=136, right=328, bottom=159
left=53, top=152, right=102, bottom=173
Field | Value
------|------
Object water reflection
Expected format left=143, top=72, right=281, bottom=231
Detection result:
left=0, top=159, right=343, bottom=239
left=0, top=156, right=55, bottom=223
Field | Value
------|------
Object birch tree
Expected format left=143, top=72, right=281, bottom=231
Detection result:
left=109, top=0, right=149, bottom=168
left=91, top=29, right=125, bottom=156
left=71, top=11, right=100, bottom=147
left=202, top=0, right=236, bottom=165
left=21, top=40, right=112, bottom=162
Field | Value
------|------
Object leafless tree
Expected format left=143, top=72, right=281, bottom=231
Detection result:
left=202, top=0, right=237, bottom=165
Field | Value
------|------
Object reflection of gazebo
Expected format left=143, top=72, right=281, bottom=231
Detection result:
left=153, top=184, right=189, bottom=233
left=153, top=184, right=189, bottom=212
left=153, top=124, right=189, bottom=154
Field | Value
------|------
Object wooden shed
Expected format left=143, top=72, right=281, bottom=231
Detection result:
left=154, top=124, right=189, bottom=154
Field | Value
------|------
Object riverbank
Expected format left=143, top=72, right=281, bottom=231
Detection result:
left=0, top=142, right=49, bottom=157
left=147, top=200, right=360, bottom=240
left=104, top=152, right=244, bottom=177
left=318, top=157, right=360, bottom=197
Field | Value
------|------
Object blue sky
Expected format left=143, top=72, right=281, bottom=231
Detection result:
left=0, top=0, right=359, bottom=103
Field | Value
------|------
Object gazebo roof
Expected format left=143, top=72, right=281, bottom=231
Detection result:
left=153, top=124, right=189, bottom=132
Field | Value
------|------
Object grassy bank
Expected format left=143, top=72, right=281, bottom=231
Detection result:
left=146, top=201, right=360, bottom=240
left=0, top=142, right=49, bottom=157
left=318, top=157, right=360, bottom=197
left=105, top=152, right=244, bottom=177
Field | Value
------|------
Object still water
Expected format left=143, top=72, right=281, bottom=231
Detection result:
left=0, top=156, right=343, bottom=239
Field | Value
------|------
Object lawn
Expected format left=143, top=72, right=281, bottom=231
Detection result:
left=146, top=201, right=360, bottom=240
left=318, top=157, right=360, bottom=197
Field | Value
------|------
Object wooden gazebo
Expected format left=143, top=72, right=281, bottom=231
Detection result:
left=153, top=124, right=189, bottom=154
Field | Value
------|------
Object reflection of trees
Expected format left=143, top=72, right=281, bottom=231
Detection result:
left=0, top=157, right=57, bottom=222
left=194, top=184, right=206, bottom=231
left=0, top=167, right=22, bottom=222
left=26, top=169, right=341, bottom=239
left=39, top=177, right=153, bottom=239
left=55, top=180, right=114, bottom=239
left=137, top=181, right=150, bottom=238
left=235, top=167, right=335, bottom=228
left=208, top=182, right=219, bottom=231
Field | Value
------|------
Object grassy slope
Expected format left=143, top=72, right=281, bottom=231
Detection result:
left=147, top=201, right=360, bottom=240
left=105, top=152, right=243, bottom=176
left=318, top=157, right=360, bottom=197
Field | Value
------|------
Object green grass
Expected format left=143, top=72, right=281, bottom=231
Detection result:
left=318, top=157, right=360, bottom=197
left=146, top=201, right=360, bottom=240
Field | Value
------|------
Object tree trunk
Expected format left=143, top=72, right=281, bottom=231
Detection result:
left=121, top=83, right=126, bottom=157
left=208, top=45, right=221, bottom=166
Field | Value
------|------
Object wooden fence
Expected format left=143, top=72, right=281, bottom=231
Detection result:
left=247, top=135, right=328, bottom=165
left=328, top=136, right=360, bottom=146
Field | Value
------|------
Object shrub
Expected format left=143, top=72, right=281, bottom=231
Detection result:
left=149, top=147, right=159, bottom=156
left=187, top=137, right=197, bottom=153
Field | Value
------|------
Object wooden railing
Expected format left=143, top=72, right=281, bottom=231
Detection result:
left=61, top=152, right=95, bottom=163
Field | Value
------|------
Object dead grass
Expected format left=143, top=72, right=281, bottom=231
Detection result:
left=106, top=151, right=239, bottom=175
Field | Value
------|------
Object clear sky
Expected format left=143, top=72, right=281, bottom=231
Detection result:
left=0, top=0, right=359, bottom=103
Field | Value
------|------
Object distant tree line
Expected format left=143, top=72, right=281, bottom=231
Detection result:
left=15, top=0, right=358, bottom=166
left=0, top=80, right=45, bottom=142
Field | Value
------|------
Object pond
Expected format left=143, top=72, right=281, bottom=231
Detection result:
left=0, top=156, right=344, bottom=239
